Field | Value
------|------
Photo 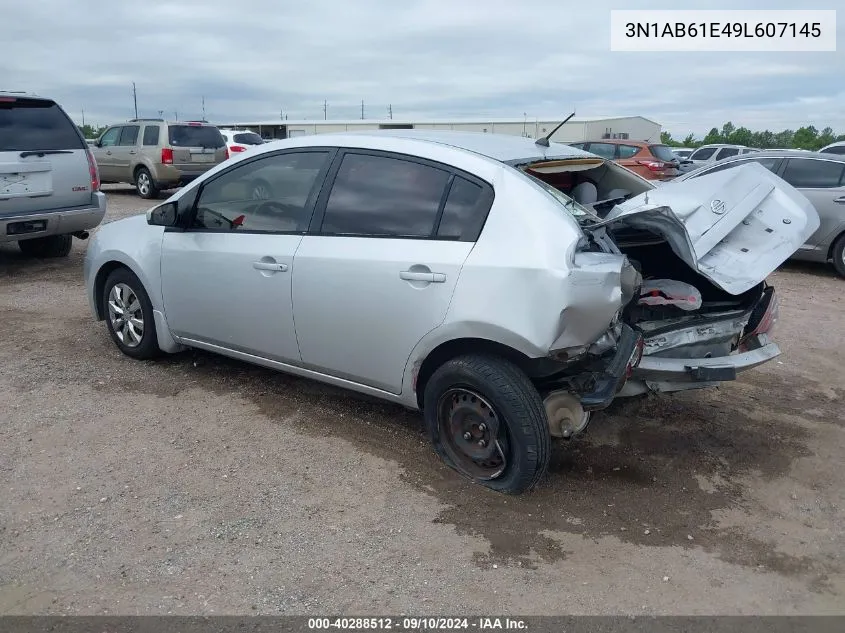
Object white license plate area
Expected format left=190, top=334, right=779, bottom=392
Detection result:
left=0, top=171, right=53, bottom=197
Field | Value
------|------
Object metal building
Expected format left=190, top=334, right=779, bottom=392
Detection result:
left=213, top=116, right=661, bottom=143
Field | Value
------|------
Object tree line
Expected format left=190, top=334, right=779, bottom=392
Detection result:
left=78, top=124, right=109, bottom=139
left=661, top=122, right=845, bottom=152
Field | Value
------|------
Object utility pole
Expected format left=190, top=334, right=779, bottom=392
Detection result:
left=201, top=96, right=206, bottom=121
left=81, top=107, right=85, bottom=127
left=280, top=108, right=283, bottom=121
left=174, top=110, right=178, bottom=121
left=388, top=104, right=393, bottom=120
left=132, top=82, right=138, bottom=119
left=157, top=110, right=164, bottom=118
left=361, top=100, right=364, bottom=120
left=323, top=99, right=327, bottom=120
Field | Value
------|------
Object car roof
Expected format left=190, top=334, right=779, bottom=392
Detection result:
left=0, top=91, right=51, bottom=101
left=575, top=139, right=651, bottom=146
left=286, top=129, right=598, bottom=164
left=717, top=149, right=845, bottom=162
left=695, top=143, right=753, bottom=149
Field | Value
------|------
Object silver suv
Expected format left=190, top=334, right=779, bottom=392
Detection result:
left=1, top=92, right=106, bottom=257
left=91, top=119, right=227, bottom=199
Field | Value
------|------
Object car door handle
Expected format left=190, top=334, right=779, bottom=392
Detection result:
left=400, top=270, right=446, bottom=283
left=129, top=151, right=137, bottom=155
left=253, top=261, right=288, bottom=272
left=106, top=151, right=112, bottom=155
left=834, top=196, right=845, bottom=204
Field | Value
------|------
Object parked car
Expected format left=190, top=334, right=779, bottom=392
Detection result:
left=568, top=139, right=679, bottom=180
left=91, top=119, right=227, bottom=199
left=819, top=141, right=845, bottom=156
left=219, top=128, right=266, bottom=156
left=1, top=91, right=105, bottom=257
left=84, top=131, right=817, bottom=493
left=676, top=150, right=845, bottom=277
left=670, top=147, right=697, bottom=174
left=686, top=144, right=757, bottom=168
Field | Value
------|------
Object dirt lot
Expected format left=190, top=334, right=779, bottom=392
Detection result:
left=1, top=186, right=844, bottom=615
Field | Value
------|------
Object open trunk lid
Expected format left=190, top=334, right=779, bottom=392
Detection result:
left=603, top=162, right=820, bottom=295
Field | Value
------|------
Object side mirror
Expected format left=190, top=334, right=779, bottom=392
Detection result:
left=147, top=201, right=178, bottom=227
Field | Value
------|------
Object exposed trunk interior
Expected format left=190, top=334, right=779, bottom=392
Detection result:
left=525, top=162, right=767, bottom=359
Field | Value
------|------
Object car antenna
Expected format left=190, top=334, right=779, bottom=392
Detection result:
left=535, top=111, right=575, bottom=147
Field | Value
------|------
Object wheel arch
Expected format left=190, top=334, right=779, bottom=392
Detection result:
left=826, top=229, right=845, bottom=260
left=412, top=337, right=535, bottom=410
left=93, top=260, right=134, bottom=320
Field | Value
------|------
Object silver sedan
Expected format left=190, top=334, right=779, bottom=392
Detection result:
left=675, top=150, right=845, bottom=277
left=84, top=131, right=817, bottom=493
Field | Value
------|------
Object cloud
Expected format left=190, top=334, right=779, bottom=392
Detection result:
left=2, top=0, right=842, bottom=137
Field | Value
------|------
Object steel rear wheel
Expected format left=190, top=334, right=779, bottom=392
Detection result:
left=437, top=388, right=509, bottom=480
left=424, top=354, right=551, bottom=494
left=101, top=267, right=160, bottom=359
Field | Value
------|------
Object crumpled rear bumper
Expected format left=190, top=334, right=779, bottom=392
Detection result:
left=632, top=334, right=780, bottom=383
left=579, top=324, right=644, bottom=411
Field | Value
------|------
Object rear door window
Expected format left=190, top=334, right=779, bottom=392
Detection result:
left=781, top=159, right=845, bottom=188
left=689, top=147, right=717, bottom=161
left=142, top=125, right=160, bottom=146
left=436, top=176, right=493, bottom=241
left=585, top=143, right=617, bottom=159
left=320, top=153, right=450, bottom=237
left=617, top=145, right=640, bottom=159
left=168, top=125, right=225, bottom=148
left=0, top=97, right=85, bottom=151
left=119, top=125, right=140, bottom=146
left=820, top=145, right=845, bottom=155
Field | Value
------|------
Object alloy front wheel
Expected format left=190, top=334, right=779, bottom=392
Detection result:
left=108, top=282, right=144, bottom=348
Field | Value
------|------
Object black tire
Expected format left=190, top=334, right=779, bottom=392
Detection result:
left=101, top=267, right=161, bottom=360
left=18, top=234, right=73, bottom=258
left=135, top=167, right=160, bottom=200
left=423, top=354, right=551, bottom=494
left=831, top=234, right=845, bottom=278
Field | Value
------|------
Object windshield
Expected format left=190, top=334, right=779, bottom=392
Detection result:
left=0, top=98, right=85, bottom=152
left=233, top=132, right=264, bottom=145
left=168, top=125, right=225, bottom=148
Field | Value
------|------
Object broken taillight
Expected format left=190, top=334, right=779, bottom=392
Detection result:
left=739, top=288, right=779, bottom=351
left=626, top=337, right=645, bottom=378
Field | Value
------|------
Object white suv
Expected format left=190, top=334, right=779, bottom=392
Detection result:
left=687, top=144, right=757, bottom=168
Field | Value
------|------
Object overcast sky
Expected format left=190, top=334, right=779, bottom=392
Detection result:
left=3, top=0, right=842, bottom=138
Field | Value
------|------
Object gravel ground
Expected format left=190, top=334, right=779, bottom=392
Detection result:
left=1, top=185, right=844, bottom=615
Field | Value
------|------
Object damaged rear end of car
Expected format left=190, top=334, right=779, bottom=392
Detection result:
left=511, top=158, right=818, bottom=439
